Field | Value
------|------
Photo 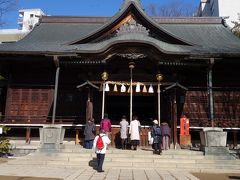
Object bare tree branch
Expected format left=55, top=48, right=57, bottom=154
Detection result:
left=146, top=0, right=197, bottom=17
left=0, top=0, right=18, bottom=27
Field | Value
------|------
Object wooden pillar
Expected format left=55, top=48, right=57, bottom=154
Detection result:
left=75, top=129, right=80, bottom=145
left=233, top=131, right=238, bottom=149
left=52, top=56, right=60, bottom=125
left=208, top=58, right=215, bottom=127
left=25, top=127, right=31, bottom=144
left=173, top=89, right=177, bottom=149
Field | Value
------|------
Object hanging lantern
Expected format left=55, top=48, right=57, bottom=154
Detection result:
left=113, top=84, right=118, bottom=92
left=136, top=83, right=141, bottom=92
left=121, top=84, right=126, bottom=92
left=105, top=82, right=110, bottom=92
left=148, top=84, right=154, bottom=93
left=142, top=85, right=147, bottom=93
left=101, top=71, right=109, bottom=81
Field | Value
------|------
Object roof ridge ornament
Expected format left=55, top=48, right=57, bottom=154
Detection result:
left=116, top=18, right=149, bottom=36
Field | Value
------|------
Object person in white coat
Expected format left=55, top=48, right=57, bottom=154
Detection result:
left=93, top=129, right=111, bottom=172
left=129, top=115, right=141, bottom=150
left=120, top=115, right=129, bottom=150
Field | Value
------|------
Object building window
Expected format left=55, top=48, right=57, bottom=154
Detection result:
left=30, top=14, right=34, bottom=18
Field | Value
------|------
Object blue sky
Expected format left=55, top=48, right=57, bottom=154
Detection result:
left=1, top=0, right=199, bottom=29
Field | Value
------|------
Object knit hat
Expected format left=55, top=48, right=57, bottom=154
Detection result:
left=153, top=120, right=158, bottom=124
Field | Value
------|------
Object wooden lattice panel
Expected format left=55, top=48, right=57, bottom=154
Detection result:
left=5, top=88, right=54, bottom=123
left=183, top=91, right=240, bottom=127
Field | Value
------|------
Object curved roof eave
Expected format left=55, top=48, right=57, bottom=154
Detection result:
left=64, top=35, right=192, bottom=55
left=68, top=1, right=193, bottom=46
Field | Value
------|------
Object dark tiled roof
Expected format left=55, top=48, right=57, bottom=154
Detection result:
left=40, top=16, right=223, bottom=24
left=161, top=24, right=240, bottom=55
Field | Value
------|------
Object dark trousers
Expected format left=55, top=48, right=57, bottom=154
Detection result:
left=85, top=140, right=94, bottom=149
left=121, top=138, right=127, bottom=149
left=153, top=143, right=162, bottom=154
left=96, top=153, right=105, bottom=171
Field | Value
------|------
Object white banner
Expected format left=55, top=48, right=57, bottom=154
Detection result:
left=0, top=127, right=2, bottom=134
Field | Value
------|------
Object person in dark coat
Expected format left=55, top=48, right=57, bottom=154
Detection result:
left=84, top=118, right=96, bottom=149
left=151, top=119, right=162, bottom=155
left=161, top=122, right=171, bottom=150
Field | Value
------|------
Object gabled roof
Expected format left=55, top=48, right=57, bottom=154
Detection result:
left=0, top=0, right=239, bottom=58
left=69, top=0, right=191, bottom=46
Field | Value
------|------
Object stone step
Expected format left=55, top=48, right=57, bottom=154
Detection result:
left=35, top=148, right=204, bottom=155
left=204, top=155, right=236, bottom=160
left=58, top=148, right=204, bottom=155
left=10, top=152, right=240, bottom=164
left=196, top=159, right=240, bottom=165
left=13, top=155, right=240, bottom=166
left=7, top=159, right=240, bottom=171
left=161, top=150, right=204, bottom=155
left=9, top=143, right=239, bottom=172
left=28, top=152, right=206, bottom=160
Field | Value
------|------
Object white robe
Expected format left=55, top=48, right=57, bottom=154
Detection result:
left=129, top=119, right=141, bottom=140
left=120, top=120, right=129, bottom=139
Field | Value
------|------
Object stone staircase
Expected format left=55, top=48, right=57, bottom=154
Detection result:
left=7, top=144, right=240, bottom=173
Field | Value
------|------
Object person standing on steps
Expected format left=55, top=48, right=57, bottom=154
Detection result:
left=151, top=119, right=162, bottom=155
left=129, top=115, right=141, bottom=150
left=120, top=115, right=129, bottom=150
left=161, top=122, right=171, bottom=150
left=84, top=118, right=96, bottom=149
left=100, top=113, right=112, bottom=139
left=93, top=129, right=111, bottom=173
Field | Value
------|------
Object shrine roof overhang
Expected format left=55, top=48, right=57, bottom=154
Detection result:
left=0, top=28, right=240, bottom=58
left=0, top=1, right=240, bottom=58
left=61, top=34, right=193, bottom=55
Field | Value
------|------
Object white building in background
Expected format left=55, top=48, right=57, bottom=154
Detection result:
left=197, top=0, right=240, bottom=28
left=0, top=9, right=45, bottom=43
left=18, top=9, right=45, bottom=31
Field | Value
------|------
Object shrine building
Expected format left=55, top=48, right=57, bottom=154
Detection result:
left=0, top=0, right=240, bottom=146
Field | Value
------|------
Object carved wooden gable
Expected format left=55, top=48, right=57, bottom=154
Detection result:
left=70, top=3, right=191, bottom=46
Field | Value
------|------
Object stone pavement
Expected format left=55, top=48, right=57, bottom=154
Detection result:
left=0, top=163, right=199, bottom=180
